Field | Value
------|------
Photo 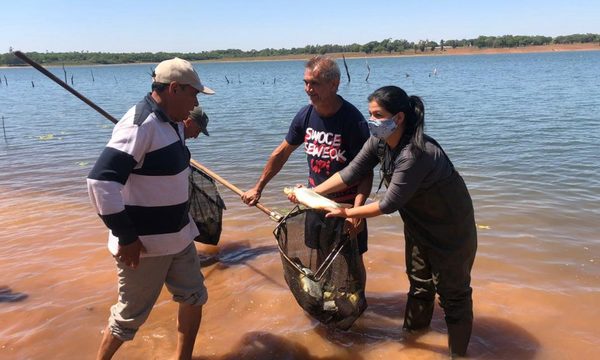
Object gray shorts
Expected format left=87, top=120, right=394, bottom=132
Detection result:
left=107, top=243, right=207, bottom=341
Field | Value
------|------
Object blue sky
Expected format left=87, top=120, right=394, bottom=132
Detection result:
left=2, top=0, right=598, bottom=53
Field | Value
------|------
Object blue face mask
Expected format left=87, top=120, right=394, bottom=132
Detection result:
left=367, top=116, right=398, bottom=140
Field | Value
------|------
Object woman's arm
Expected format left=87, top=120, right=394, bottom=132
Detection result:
left=315, top=138, right=379, bottom=196
left=313, top=172, right=347, bottom=195
left=324, top=201, right=383, bottom=219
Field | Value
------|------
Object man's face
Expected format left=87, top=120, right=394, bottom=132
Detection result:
left=183, top=118, right=202, bottom=139
left=303, top=68, right=338, bottom=107
left=172, top=83, right=200, bottom=122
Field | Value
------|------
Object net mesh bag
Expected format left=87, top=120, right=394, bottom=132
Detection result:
left=274, top=207, right=367, bottom=330
left=189, top=166, right=226, bottom=245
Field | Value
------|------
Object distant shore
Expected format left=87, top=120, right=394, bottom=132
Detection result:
left=205, top=43, right=600, bottom=63
left=1, top=43, right=598, bottom=69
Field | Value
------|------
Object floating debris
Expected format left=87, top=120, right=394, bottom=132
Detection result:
left=38, top=134, right=56, bottom=140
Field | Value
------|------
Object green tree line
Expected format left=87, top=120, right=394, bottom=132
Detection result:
left=2, top=33, right=599, bottom=66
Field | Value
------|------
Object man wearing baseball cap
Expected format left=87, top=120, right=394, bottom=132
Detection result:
left=88, top=57, right=213, bottom=359
left=183, top=105, right=210, bottom=139
left=153, top=57, right=214, bottom=95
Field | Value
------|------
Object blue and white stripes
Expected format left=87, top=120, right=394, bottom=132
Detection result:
left=87, top=95, right=198, bottom=257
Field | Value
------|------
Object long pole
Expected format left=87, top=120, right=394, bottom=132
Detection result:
left=13, top=50, right=281, bottom=221
left=13, top=51, right=118, bottom=124
left=190, top=159, right=281, bottom=221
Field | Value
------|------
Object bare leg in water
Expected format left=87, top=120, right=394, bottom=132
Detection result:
left=174, top=303, right=203, bottom=360
left=96, top=304, right=202, bottom=360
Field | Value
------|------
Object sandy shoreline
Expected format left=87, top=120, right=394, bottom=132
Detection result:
left=204, top=43, right=600, bottom=63
left=2, top=43, right=598, bottom=68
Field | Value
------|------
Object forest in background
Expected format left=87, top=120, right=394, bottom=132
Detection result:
left=2, top=33, right=599, bottom=66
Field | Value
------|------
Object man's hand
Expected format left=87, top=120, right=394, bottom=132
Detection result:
left=286, top=184, right=305, bottom=204
left=344, top=218, right=364, bottom=237
left=241, top=187, right=261, bottom=206
left=116, top=238, right=145, bottom=269
left=325, top=208, right=363, bottom=235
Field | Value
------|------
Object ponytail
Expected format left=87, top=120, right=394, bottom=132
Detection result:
left=407, top=95, right=425, bottom=156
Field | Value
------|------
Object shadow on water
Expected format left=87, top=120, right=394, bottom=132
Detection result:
left=313, top=292, right=540, bottom=359
left=197, top=242, right=278, bottom=267
left=0, top=286, right=28, bottom=303
left=218, top=243, right=279, bottom=265
left=194, top=331, right=364, bottom=360
left=197, top=241, right=287, bottom=288
left=468, top=316, right=540, bottom=359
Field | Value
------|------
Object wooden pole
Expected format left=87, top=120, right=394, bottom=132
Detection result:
left=13, top=51, right=119, bottom=124
left=190, top=159, right=281, bottom=221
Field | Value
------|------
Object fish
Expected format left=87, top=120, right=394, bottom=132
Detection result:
left=283, top=187, right=351, bottom=210
left=298, top=267, right=323, bottom=299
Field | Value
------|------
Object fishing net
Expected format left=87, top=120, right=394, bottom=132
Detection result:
left=274, top=207, right=367, bottom=330
left=189, top=166, right=226, bottom=245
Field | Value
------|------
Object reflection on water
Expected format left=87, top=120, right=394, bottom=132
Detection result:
left=1, top=52, right=599, bottom=359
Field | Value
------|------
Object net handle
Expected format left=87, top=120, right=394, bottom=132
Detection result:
left=312, top=237, right=348, bottom=281
left=190, top=159, right=282, bottom=221
left=13, top=50, right=283, bottom=223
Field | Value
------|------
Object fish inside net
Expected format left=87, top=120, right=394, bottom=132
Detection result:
left=274, top=207, right=367, bottom=330
left=189, top=166, right=226, bottom=245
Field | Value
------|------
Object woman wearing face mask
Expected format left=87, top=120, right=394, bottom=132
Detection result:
left=308, top=85, right=477, bottom=357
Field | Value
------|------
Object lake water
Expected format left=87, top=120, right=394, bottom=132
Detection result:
left=0, top=51, right=599, bottom=359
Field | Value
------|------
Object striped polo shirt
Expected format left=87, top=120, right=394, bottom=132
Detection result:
left=87, top=94, right=198, bottom=257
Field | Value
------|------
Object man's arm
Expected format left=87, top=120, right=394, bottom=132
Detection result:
left=241, top=140, right=299, bottom=206
left=87, top=119, right=149, bottom=268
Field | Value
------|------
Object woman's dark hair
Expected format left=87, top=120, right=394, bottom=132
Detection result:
left=368, top=86, right=425, bottom=155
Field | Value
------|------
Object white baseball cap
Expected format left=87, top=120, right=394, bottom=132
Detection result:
left=153, top=57, right=214, bottom=95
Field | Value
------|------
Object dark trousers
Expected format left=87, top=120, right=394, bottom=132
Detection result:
left=403, top=228, right=477, bottom=356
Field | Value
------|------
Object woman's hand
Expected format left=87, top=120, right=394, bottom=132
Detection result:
left=324, top=207, right=348, bottom=218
